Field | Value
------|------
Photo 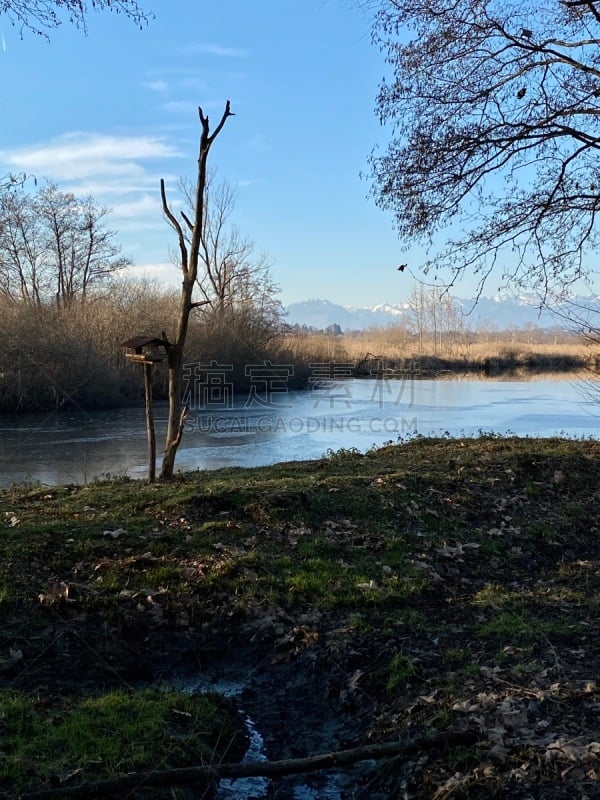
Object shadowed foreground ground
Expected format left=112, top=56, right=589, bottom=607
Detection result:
left=1, top=435, right=599, bottom=798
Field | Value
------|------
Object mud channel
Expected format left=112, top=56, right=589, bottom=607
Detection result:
left=170, top=646, right=375, bottom=800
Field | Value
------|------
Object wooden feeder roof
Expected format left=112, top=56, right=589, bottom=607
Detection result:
left=121, top=335, right=168, bottom=351
left=122, top=335, right=169, bottom=363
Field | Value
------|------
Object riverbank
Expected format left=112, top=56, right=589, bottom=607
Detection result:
left=354, top=351, right=588, bottom=377
left=1, top=436, right=599, bottom=798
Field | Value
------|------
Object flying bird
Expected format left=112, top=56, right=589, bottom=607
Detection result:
left=397, top=264, right=407, bottom=272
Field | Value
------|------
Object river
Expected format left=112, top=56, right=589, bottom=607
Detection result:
left=0, top=376, right=598, bottom=487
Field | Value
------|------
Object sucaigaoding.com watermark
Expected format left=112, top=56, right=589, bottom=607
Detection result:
left=184, top=414, right=419, bottom=435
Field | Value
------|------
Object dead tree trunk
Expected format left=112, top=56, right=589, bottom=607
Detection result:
left=159, top=101, right=234, bottom=481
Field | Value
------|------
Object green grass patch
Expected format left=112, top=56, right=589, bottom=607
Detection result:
left=477, top=610, right=580, bottom=641
left=0, top=687, right=240, bottom=797
left=2, top=435, right=600, bottom=688
left=386, top=652, right=416, bottom=691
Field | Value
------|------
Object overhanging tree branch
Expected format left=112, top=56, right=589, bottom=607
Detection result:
left=368, top=0, right=600, bottom=298
left=0, top=0, right=153, bottom=37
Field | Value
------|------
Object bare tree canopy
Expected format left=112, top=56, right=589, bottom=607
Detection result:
left=0, top=173, right=25, bottom=190
left=368, top=0, right=600, bottom=299
left=178, top=173, right=282, bottom=329
left=0, top=182, right=130, bottom=306
left=0, top=0, right=152, bottom=36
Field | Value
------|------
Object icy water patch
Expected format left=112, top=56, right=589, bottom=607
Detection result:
left=217, top=715, right=270, bottom=800
left=176, top=667, right=345, bottom=800
left=1, top=377, right=598, bottom=486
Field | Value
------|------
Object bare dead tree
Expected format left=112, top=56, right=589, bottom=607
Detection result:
left=366, top=0, right=600, bottom=302
left=159, top=101, right=234, bottom=481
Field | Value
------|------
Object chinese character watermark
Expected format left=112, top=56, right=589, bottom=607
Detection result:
left=308, top=361, right=354, bottom=408
left=182, top=357, right=418, bottom=417
left=244, top=361, right=294, bottom=408
left=182, top=360, right=234, bottom=410
left=365, top=358, right=417, bottom=409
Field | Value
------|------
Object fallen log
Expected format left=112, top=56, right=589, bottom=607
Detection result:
left=17, top=730, right=481, bottom=799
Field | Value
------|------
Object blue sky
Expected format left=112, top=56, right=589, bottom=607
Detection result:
left=1, top=0, right=472, bottom=307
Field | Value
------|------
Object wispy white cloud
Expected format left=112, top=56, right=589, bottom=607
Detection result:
left=142, top=75, right=207, bottom=94
left=118, top=261, right=181, bottom=287
left=110, top=193, right=163, bottom=218
left=161, top=100, right=198, bottom=115
left=0, top=132, right=187, bottom=266
left=0, top=132, right=181, bottom=182
left=143, top=79, right=169, bottom=92
left=180, top=43, right=248, bottom=58
left=61, top=178, right=161, bottom=197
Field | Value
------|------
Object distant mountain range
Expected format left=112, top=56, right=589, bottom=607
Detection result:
left=284, top=296, right=600, bottom=331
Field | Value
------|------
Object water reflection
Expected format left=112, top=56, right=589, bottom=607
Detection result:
left=0, top=377, right=598, bottom=487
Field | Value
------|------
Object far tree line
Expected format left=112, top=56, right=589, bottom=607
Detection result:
left=0, top=166, right=299, bottom=414
left=0, top=173, right=588, bottom=422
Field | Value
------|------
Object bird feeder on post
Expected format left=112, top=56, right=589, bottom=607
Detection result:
left=122, top=335, right=169, bottom=483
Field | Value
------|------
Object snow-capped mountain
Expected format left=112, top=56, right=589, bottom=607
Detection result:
left=284, top=299, right=409, bottom=330
left=284, top=296, right=600, bottom=331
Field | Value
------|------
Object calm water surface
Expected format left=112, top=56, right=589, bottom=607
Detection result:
left=0, top=377, right=598, bottom=487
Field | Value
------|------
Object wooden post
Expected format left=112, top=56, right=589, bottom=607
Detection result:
left=121, top=337, right=167, bottom=482
left=143, top=362, right=156, bottom=483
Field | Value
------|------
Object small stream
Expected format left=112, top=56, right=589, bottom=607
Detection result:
left=181, top=676, right=271, bottom=800
left=217, top=715, right=270, bottom=800
left=174, top=661, right=361, bottom=800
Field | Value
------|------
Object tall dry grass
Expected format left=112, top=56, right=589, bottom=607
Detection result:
left=337, top=327, right=592, bottom=362
left=277, top=325, right=595, bottom=376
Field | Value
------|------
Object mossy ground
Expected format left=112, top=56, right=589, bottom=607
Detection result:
left=1, top=435, right=599, bottom=798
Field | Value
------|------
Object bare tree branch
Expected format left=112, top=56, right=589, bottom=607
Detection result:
left=0, top=0, right=153, bottom=38
left=160, top=178, right=188, bottom=275
left=180, top=210, right=194, bottom=231
left=368, top=0, right=600, bottom=298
